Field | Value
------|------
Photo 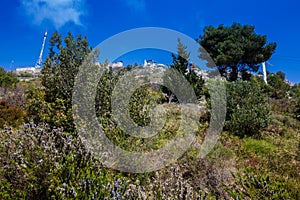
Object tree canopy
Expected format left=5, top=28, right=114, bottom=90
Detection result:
left=170, top=38, right=190, bottom=75
left=39, top=32, right=92, bottom=132
left=163, top=39, right=204, bottom=103
left=0, top=66, right=19, bottom=92
left=41, top=31, right=92, bottom=104
left=198, top=23, right=277, bottom=81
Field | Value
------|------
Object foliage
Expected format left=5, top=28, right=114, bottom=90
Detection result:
left=0, top=66, right=5, bottom=76
left=0, top=124, right=120, bottom=199
left=41, top=32, right=91, bottom=103
left=198, top=23, right=277, bottom=81
left=40, top=32, right=91, bottom=132
left=0, top=100, right=25, bottom=129
left=129, top=85, right=156, bottom=126
left=225, top=80, right=270, bottom=137
left=17, top=72, right=34, bottom=78
left=163, top=39, right=205, bottom=103
left=2, top=86, right=28, bottom=109
left=267, top=72, right=290, bottom=99
left=227, top=168, right=297, bottom=199
left=0, top=123, right=224, bottom=200
left=25, top=88, right=74, bottom=132
left=276, top=71, right=286, bottom=81
left=185, top=70, right=205, bottom=100
left=2, top=28, right=300, bottom=200
left=290, top=83, right=300, bottom=120
left=95, top=67, right=119, bottom=123
left=0, top=67, right=19, bottom=92
left=243, top=138, right=276, bottom=155
left=171, top=38, right=190, bottom=75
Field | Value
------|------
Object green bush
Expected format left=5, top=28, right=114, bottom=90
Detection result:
left=225, top=80, right=270, bottom=137
left=25, top=88, right=75, bottom=133
left=291, top=84, right=300, bottom=120
left=0, top=67, right=19, bottom=92
left=267, top=73, right=290, bottom=99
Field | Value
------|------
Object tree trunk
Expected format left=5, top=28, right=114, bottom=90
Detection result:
left=230, top=66, right=238, bottom=81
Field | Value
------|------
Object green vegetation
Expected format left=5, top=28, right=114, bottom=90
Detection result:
left=40, top=31, right=91, bottom=133
left=227, top=168, right=295, bottom=199
left=225, top=79, right=270, bottom=137
left=198, top=23, right=277, bottom=81
left=17, top=72, right=34, bottom=78
left=162, top=38, right=205, bottom=103
left=0, top=66, right=19, bottom=92
left=0, top=100, right=24, bottom=128
left=0, top=24, right=299, bottom=199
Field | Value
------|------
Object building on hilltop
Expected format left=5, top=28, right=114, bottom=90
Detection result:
left=16, top=66, right=41, bottom=75
left=188, top=63, right=209, bottom=80
left=95, top=61, right=124, bottom=72
left=143, top=60, right=166, bottom=68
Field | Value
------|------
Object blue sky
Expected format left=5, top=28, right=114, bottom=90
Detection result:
left=1, top=0, right=300, bottom=83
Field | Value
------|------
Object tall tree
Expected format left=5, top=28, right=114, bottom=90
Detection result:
left=163, top=39, right=204, bottom=103
left=41, top=32, right=91, bottom=104
left=40, top=32, right=92, bottom=132
left=198, top=23, right=277, bottom=81
left=170, top=38, right=190, bottom=74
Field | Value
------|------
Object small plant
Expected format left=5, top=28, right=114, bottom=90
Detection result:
left=226, top=168, right=297, bottom=199
left=243, top=138, right=276, bottom=155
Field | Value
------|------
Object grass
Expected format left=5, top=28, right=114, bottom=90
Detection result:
left=243, top=138, right=276, bottom=155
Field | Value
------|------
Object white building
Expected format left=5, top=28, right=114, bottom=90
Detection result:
left=189, top=64, right=209, bottom=80
left=95, top=61, right=124, bottom=71
left=143, top=60, right=166, bottom=68
left=16, top=67, right=40, bottom=75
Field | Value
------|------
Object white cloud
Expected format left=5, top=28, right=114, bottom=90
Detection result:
left=21, top=0, right=86, bottom=28
left=123, top=0, right=146, bottom=12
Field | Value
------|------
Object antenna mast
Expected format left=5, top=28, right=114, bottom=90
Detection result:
left=35, top=30, right=48, bottom=68
left=262, top=62, right=268, bottom=84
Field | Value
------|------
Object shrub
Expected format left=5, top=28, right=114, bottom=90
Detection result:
left=0, top=68, right=19, bottom=92
left=0, top=124, right=116, bottom=199
left=291, top=84, right=300, bottom=120
left=0, top=100, right=25, bottom=129
left=225, top=80, right=270, bottom=137
left=25, top=88, right=74, bottom=133
left=267, top=73, right=290, bottom=99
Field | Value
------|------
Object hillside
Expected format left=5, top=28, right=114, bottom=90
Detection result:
left=0, top=29, right=299, bottom=199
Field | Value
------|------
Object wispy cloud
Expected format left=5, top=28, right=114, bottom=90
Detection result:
left=21, top=0, right=86, bottom=28
left=122, top=0, right=146, bottom=12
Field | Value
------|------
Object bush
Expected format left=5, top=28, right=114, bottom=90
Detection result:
left=291, top=84, right=300, bottom=120
left=0, top=123, right=117, bottom=199
left=25, top=88, right=74, bottom=133
left=0, top=68, right=19, bottom=92
left=0, top=100, right=25, bottom=129
left=267, top=73, right=290, bottom=99
left=225, top=80, right=270, bottom=137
